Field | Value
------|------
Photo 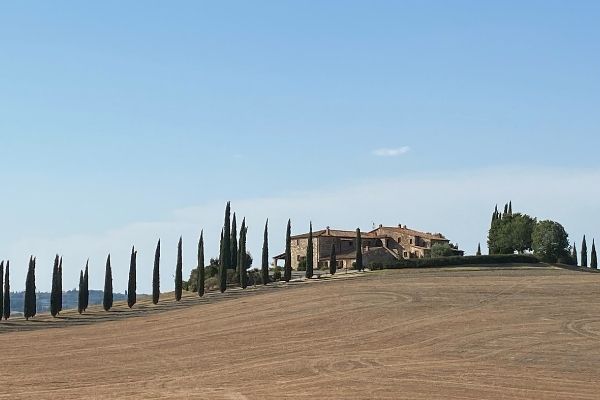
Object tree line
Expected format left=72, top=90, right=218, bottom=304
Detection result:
left=487, top=201, right=597, bottom=267
left=0, top=201, right=330, bottom=321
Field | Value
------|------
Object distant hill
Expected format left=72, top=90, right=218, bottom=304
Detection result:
left=7, top=290, right=127, bottom=313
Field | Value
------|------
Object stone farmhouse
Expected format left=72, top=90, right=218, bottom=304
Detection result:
left=274, top=224, right=462, bottom=270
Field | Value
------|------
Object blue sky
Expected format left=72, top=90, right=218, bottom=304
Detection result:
left=1, top=1, right=599, bottom=292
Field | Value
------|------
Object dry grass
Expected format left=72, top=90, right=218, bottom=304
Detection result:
left=1, top=265, right=599, bottom=399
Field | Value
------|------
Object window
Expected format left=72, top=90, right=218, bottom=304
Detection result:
left=403, top=251, right=408, bottom=258
left=409, top=238, right=413, bottom=244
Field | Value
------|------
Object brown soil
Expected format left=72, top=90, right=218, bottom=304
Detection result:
left=1, top=265, right=599, bottom=399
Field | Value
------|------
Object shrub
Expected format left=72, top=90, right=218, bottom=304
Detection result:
left=273, top=265, right=282, bottom=281
left=297, top=259, right=307, bottom=271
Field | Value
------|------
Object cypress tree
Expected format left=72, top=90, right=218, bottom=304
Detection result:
left=77, top=270, right=84, bottom=314
left=239, top=219, right=248, bottom=289
left=50, top=255, right=59, bottom=317
left=329, top=243, right=337, bottom=275
left=103, top=254, right=113, bottom=311
left=0, top=261, right=3, bottom=321
left=58, top=256, right=63, bottom=313
left=591, top=239, right=598, bottom=269
left=197, top=231, right=205, bottom=297
left=175, top=237, right=183, bottom=301
left=127, top=246, right=137, bottom=308
left=582, top=236, right=588, bottom=268
left=261, top=219, right=269, bottom=285
left=572, top=242, right=578, bottom=266
left=284, top=219, right=292, bottom=282
left=218, top=227, right=224, bottom=292
left=355, top=228, right=363, bottom=271
left=83, top=260, right=89, bottom=311
left=152, top=239, right=160, bottom=304
left=231, top=213, right=238, bottom=274
left=476, top=243, right=482, bottom=256
left=3, top=261, right=9, bottom=320
left=220, top=202, right=231, bottom=292
left=24, top=257, right=36, bottom=320
left=503, top=203, right=508, bottom=216
left=508, top=201, right=513, bottom=216
left=306, top=222, right=314, bottom=279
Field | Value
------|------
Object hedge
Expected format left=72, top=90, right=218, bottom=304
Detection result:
left=369, top=254, right=540, bottom=270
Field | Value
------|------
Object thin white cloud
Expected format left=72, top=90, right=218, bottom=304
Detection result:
left=372, top=146, right=411, bottom=157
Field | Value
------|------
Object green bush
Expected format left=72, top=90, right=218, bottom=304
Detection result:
left=297, top=259, right=307, bottom=271
left=273, top=266, right=282, bottom=281
left=374, top=254, right=539, bottom=269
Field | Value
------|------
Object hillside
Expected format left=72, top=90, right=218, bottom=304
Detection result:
left=1, top=265, right=599, bottom=399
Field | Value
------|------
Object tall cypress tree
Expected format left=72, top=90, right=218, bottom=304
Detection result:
left=476, top=243, right=482, bottom=256
left=231, top=213, right=238, bottom=274
left=284, top=219, right=292, bottom=282
left=175, top=236, right=183, bottom=301
left=0, top=261, right=3, bottom=321
left=77, top=270, right=84, bottom=314
left=50, top=255, right=60, bottom=317
left=572, top=242, right=578, bottom=266
left=329, top=243, right=337, bottom=275
left=152, top=239, right=161, bottom=304
left=262, top=219, right=269, bottom=285
left=591, top=239, right=598, bottom=269
left=197, top=231, right=205, bottom=297
left=306, top=222, right=314, bottom=279
left=239, top=219, right=248, bottom=289
left=83, top=260, right=89, bottom=311
left=220, top=202, right=231, bottom=292
left=3, top=261, right=9, bottom=320
left=503, top=203, right=508, bottom=216
left=58, top=256, right=63, bottom=313
left=24, top=257, right=36, bottom=320
left=582, top=236, right=588, bottom=268
left=103, top=254, right=113, bottom=311
left=508, top=201, right=513, bottom=216
left=355, top=228, right=363, bottom=271
left=127, top=246, right=137, bottom=308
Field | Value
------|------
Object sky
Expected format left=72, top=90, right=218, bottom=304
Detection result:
left=1, top=1, right=599, bottom=293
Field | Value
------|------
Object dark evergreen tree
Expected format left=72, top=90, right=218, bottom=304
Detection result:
left=103, top=254, right=113, bottom=311
left=197, top=231, right=205, bottom=297
left=306, top=222, right=314, bottom=279
left=239, top=219, right=248, bottom=289
left=0, top=261, right=3, bottom=321
left=127, top=246, right=137, bottom=308
left=508, top=201, right=513, bottom=215
left=572, top=242, right=578, bottom=266
left=58, top=256, right=63, bottom=313
left=476, top=243, right=482, bottom=256
left=83, top=260, right=89, bottom=311
left=503, top=203, right=508, bottom=216
left=582, top=236, right=588, bottom=268
left=50, top=255, right=60, bottom=317
left=261, top=219, right=269, bottom=285
left=231, top=213, right=238, bottom=274
left=329, top=244, right=337, bottom=275
left=355, top=228, right=363, bottom=271
left=284, top=219, right=292, bottom=282
left=152, top=239, right=160, bottom=304
left=175, top=236, right=183, bottom=301
left=3, top=261, right=9, bottom=320
left=220, top=202, right=231, bottom=292
left=591, top=239, right=598, bottom=269
left=77, top=270, right=84, bottom=314
left=24, top=257, right=36, bottom=320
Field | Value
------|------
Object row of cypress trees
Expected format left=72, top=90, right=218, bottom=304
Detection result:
left=575, top=235, right=598, bottom=269
left=5, top=201, right=339, bottom=320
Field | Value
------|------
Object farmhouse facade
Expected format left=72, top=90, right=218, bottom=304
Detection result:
left=274, top=224, right=462, bottom=270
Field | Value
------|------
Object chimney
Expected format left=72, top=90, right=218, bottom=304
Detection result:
left=326, top=226, right=330, bottom=235
left=379, top=224, right=383, bottom=228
